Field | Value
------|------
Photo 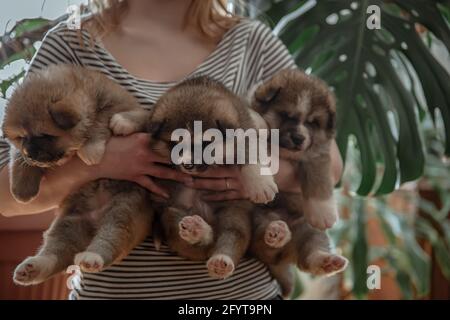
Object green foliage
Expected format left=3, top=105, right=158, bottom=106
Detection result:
left=0, top=70, right=25, bottom=98
left=0, top=17, right=59, bottom=98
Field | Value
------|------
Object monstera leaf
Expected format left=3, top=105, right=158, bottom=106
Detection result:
left=258, top=0, right=450, bottom=195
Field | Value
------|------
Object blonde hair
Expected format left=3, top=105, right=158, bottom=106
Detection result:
left=84, top=0, right=240, bottom=40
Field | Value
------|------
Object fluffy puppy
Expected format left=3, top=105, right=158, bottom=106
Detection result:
left=2, top=65, right=153, bottom=285
left=251, top=69, right=338, bottom=229
left=117, top=76, right=278, bottom=279
left=249, top=69, right=348, bottom=296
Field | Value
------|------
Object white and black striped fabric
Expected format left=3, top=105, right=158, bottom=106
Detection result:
left=0, top=18, right=297, bottom=300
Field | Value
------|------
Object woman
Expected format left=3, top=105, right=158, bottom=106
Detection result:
left=0, top=0, right=343, bottom=299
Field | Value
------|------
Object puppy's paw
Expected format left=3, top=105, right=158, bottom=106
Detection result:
left=14, top=255, right=57, bottom=286
left=304, top=198, right=338, bottom=230
left=207, top=254, right=235, bottom=279
left=179, top=215, right=213, bottom=245
left=11, top=183, right=39, bottom=203
left=110, top=114, right=140, bottom=136
left=305, top=251, right=348, bottom=276
left=77, top=141, right=106, bottom=166
left=74, top=251, right=104, bottom=273
left=241, top=165, right=278, bottom=204
left=264, top=220, right=291, bottom=248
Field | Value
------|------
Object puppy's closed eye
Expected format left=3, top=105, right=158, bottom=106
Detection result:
left=49, top=103, right=80, bottom=130
left=327, top=112, right=336, bottom=131
left=279, top=111, right=300, bottom=122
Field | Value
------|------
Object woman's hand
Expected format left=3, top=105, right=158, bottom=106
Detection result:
left=185, top=166, right=249, bottom=201
left=186, top=159, right=302, bottom=201
left=94, top=133, right=193, bottom=198
left=186, top=140, right=343, bottom=201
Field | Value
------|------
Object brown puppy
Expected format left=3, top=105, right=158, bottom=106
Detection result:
left=117, top=76, right=278, bottom=279
left=2, top=65, right=153, bottom=285
left=249, top=69, right=348, bottom=296
left=251, top=69, right=338, bottom=229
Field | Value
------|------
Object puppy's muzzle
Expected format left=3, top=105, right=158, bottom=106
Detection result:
left=23, top=136, right=64, bottom=165
left=280, top=132, right=305, bottom=150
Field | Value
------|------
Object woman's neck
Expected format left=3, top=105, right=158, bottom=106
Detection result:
left=122, top=0, right=193, bottom=33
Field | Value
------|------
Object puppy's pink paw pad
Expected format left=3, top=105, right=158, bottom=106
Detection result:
left=264, top=220, right=291, bottom=248
left=74, top=251, right=104, bottom=273
left=13, top=256, right=55, bottom=285
left=207, top=254, right=235, bottom=279
left=308, top=252, right=348, bottom=276
left=321, top=255, right=348, bottom=274
left=179, top=215, right=213, bottom=245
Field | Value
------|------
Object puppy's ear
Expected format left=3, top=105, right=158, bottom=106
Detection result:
left=255, top=85, right=281, bottom=104
left=327, top=110, right=336, bottom=135
left=326, top=93, right=337, bottom=132
left=147, top=119, right=166, bottom=138
left=49, top=102, right=80, bottom=130
left=327, top=111, right=336, bottom=129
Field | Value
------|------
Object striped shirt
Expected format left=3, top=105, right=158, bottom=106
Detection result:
left=0, top=18, right=297, bottom=300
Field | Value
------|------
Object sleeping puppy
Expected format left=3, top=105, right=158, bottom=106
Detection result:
left=249, top=69, right=348, bottom=296
left=115, top=76, right=278, bottom=279
left=2, top=65, right=153, bottom=285
left=251, top=69, right=338, bottom=230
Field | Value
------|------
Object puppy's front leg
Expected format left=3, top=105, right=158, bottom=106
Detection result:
left=9, top=148, right=44, bottom=203
left=110, top=109, right=151, bottom=136
left=77, top=140, right=107, bottom=165
left=241, top=164, right=278, bottom=204
left=77, top=127, right=110, bottom=165
left=207, top=201, right=252, bottom=279
left=299, top=155, right=337, bottom=230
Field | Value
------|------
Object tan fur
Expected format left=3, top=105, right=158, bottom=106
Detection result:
left=3, top=65, right=154, bottom=286
left=250, top=69, right=348, bottom=296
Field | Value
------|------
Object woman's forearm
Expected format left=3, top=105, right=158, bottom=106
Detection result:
left=0, top=157, right=98, bottom=217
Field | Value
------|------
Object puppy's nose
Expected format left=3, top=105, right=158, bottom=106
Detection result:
left=291, top=133, right=305, bottom=146
left=23, top=139, right=39, bottom=159
left=182, top=163, right=195, bottom=171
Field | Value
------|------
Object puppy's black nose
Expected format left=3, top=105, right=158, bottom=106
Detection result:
left=291, top=133, right=305, bottom=146
left=23, top=137, right=58, bottom=162
left=182, top=163, right=195, bottom=170
left=23, top=138, right=39, bottom=159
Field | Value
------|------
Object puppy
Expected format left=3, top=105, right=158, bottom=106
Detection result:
left=2, top=65, right=153, bottom=285
left=249, top=69, right=348, bottom=296
left=116, top=76, right=278, bottom=279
